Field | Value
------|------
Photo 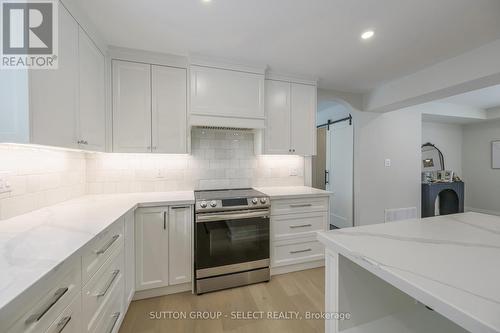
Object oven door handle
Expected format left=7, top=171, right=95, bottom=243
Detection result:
left=196, top=210, right=269, bottom=223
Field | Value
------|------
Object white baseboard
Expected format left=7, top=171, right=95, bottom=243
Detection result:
left=465, top=206, right=500, bottom=216
left=133, top=282, right=192, bottom=301
left=270, top=260, right=324, bottom=276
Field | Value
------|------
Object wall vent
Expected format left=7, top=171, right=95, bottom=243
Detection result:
left=385, top=207, right=418, bottom=223
left=195, top=126, right=253, bottom=131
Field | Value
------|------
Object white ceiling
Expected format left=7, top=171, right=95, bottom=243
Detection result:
left=74, top=0, right=500, bottom=93
left=438, top=85, right=500, bottom=110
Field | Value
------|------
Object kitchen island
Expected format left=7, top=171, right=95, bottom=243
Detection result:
left=317, top=212, right=500, bottom=333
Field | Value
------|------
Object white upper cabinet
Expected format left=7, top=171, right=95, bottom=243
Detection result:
left=190, top=65, right=265, bottom=128
left=168, top=206, right=192, bottom=285
left=0, top=5, right=107, bottom=152
left=265, top=80, right=291, bottom=154
left=112, top=61, right=188, bottom=153
left=290, top=83, right=317, bottom=155
left=112, top=60, right=152, bottom=153
left=78, top=28, right=106, bottom=152
left=30, top=5, right=79, bottom=148
left=152, top=65, right=187, bottom=154
left=263, top=79, right=317, bottom=155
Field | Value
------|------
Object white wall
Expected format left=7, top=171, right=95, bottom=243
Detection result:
left=422, top=122, right=463, bottom=177
left=462, top=119, right=500, bottom=215
left=0, top=145, right=86, bottom=220
left=318, top=89, right=423, bottom=226
left=355, top=109, right=422, bottom=225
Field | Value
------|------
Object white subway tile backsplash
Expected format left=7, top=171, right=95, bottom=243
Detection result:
left=0, top=144, right=86, bottom=220
left=0, top=128, right=305, bottom=220
left=86, top=128, right=305, bottom=194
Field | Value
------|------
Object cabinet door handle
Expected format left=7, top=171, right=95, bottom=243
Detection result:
left=106, top=312, right=121, bottom=333
left=25, top=287, right=69, bottom=324
left=95, top=270, right=120, bottom=297
left=163, top=211, right=167, bottom=230
left=55, top=315, right=72, bottom=333
left=290, top=248, right=312, bottom=254
left=94, top=234, right=120, bottom=255
left=289, top=203, right=312, bottom=208
left=289, top=224, right=312, bottom=229
left=171, top=206, right=189, bottom=210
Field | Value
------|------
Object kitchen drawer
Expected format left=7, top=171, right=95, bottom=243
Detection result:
left=82, top=217, right=124, bottom=284
left=45, top=293, right=81, bottom=333
left=272, top=212, right=327, bottom=241
left=3, top=254, right=81, bottom=333
left=271, top=196, right=328, bottom=216
left=83, top=245, right=124, bottom=333
left=272, top=239, right=324, bottom=267
left=93, top=287, right=124, bottom=333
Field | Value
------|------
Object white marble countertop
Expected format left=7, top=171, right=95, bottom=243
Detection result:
left=0, top=191, right=194, bottom=312
left=317, top=212, right=500, bottom=333
left=256, top=186, right=332, bottom=199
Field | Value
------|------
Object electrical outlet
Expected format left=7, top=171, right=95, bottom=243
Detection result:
left=384, top=159, right=392, bottom=167
left=289, top=168, right=298, bottom=176
left=155, top=168, right=165, bottom=179
left=0, top=177, right=12, bottom=194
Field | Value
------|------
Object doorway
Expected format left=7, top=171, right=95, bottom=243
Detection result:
left=312, top=101, right=354, bottom=229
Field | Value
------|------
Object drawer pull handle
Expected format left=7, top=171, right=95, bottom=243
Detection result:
left=25, top=287, right=69, bottom=324
left=289, top=204, right=313, bottom=208
left=290, top=224, right=312, bottom=229
left=107, top=312, right=121, bottom=333
left=55, top=315, right=72, bottom=333
left=95, top=235, right=120, bottom=255
left=290, top=248, right=312, bottom=254
left=95, top=270, right=120, bottom=297
left=171, top=206, right=190, bottom=210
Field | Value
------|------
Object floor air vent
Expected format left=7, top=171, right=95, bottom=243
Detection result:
left=385, top=207, right=418, bottom=223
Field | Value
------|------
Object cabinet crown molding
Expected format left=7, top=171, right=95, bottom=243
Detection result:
left=189, top=56, right=267, bottom=75
left=109, top=46, right=189, bottom=68
left=266, top=72, right=317, bottom=86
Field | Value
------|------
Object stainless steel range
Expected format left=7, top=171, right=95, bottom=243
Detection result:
left=194, top=188, right=270, bottom=294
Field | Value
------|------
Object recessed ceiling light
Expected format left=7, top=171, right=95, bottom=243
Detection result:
left=202, top=0, right=212, bottom=3
left=361, top=30, right=375, bottom=40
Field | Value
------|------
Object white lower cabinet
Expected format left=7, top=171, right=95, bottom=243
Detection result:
left=82, top=246, right=124, bottom=333
left=1, top=204, right=193, bottom=333
left=168, top=206, right=193, bottom=285
left=2, top=254, right=81, bottom=333
left=135, top=205, right=193, bottom=291
left=124, top=210, right=135, bottom=305
left=135, top=207, right=170, bottom=291
left=45, top=294, right=82, bottom=333
left=270, top=196, right=329, bottom=272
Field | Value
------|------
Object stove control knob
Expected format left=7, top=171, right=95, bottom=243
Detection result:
left=260, top=198, right=267, bottom=204
left=252, top=198, right=258, bottom=205
left=210, top=200, right=217, bottom=208
left=200, top=201, right=207, bottom=208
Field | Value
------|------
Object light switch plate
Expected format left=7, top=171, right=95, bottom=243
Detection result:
left=289, top=168, right=298, bottom=176
left=385, top=159, right=392, bottom=167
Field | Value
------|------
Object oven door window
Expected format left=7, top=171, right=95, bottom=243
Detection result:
left=196, top=217, right=269, bottom=270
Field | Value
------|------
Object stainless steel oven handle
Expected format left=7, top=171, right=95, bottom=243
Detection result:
left=196, top=210, right=269, bottom=223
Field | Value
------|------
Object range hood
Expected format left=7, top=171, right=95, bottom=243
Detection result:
left=189, top=114, right=265, bottom=130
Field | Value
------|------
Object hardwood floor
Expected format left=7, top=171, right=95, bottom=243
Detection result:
left=119, top=268, right=325, bottom=333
